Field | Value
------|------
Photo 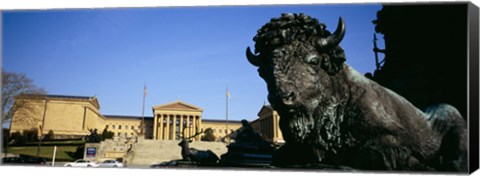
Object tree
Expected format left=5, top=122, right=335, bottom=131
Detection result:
left=72, top=145, right=85, bottom=159
left=2, top=70, right=46, bottom=157
left=201, top=128, right=216, bottom=141
left=9, top=131, right=24, bottom=145
left=86, top=128, right=101, bottom=143
left=44, top=130, right=55, bottom=141
left=22, top=128, right=38, bottom=142
left=2, top=69, right=46, bottom=126
left=2, top=128, right=8, bottom=146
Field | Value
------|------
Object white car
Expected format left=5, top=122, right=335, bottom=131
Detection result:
left=64, top=159, right=98, bottom=167
left=97, top=160, right=124, bottom=168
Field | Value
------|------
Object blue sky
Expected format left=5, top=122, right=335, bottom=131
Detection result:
left=2, top=4, right=383, bottom=121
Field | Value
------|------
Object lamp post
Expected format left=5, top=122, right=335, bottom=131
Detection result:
left=141, top=83, right=147, bottom=138
left=373, top=33, right=386, bottom=71
left=4, top=116, right=14, bottom=158
left=36, top=98, right=48, bottom=157
left=226, top=88, right=230, bottom=144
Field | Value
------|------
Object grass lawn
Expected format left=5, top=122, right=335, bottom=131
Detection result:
left=7, top=146, right=79, bottom=161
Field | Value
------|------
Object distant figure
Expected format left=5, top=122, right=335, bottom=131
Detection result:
left=87, top=129, right=101, bottom=143
left=220, top=119, right=275, bottom=165
left=235, top=120, right=264, bottom=145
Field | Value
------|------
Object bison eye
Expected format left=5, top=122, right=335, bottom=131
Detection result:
left=305, top=54, right=320, bottom=65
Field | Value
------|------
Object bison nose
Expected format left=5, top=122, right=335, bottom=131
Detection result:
left=281, top=91, right=296, bottom=106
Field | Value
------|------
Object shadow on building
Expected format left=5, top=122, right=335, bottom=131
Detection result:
left=371, top=3, right=468, bottom=118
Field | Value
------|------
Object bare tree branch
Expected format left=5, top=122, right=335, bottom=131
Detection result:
left=1, top=69, right=46, bottom=126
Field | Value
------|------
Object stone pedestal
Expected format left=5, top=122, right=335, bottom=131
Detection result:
left=220, top=142, right=274, bottom=167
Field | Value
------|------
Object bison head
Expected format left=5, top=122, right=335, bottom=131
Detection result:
left=247, top=13, right=348, bottom=147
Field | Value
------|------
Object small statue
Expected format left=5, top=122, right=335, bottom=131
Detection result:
left=177, top=127, right=219, bottom=164
left=220, top=119, right=275, bottom=166
left=235, top=120, right=263, bottom=144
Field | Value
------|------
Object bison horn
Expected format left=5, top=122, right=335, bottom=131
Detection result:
left=317, top=17, right=346, bottom=49
left=246, top=47, right=261, bottom=66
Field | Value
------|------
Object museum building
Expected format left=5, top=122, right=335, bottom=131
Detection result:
left=250, top=105, right=284, bottom=144
left=8, top=94, right=244, bottom=141
left=9, top=95, right=105, bottom=138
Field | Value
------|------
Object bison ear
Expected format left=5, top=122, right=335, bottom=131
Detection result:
left=320, top=47, right=346, bottom=75
left=321, top=56, right=335, bottom=74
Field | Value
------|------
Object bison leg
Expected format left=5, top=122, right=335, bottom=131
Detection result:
left=425, top=104, right=467, bottom=172
left=351, top=135, right=434, bottom=171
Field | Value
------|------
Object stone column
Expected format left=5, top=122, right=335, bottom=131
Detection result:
left=173, top=114, right=177, bottom=140
left=168, top=114, right=173, bottom=140
left=186, top=115, right=190, bottom=137
left=195, top=116, right=202, bottom=141
left=268, top=116, right=271, bottom=139
left=269, top=118, right=272, bottom=139
left=179, top=115, right=184, bottom=137
left=192, top=116, right=196, bottom=131
left=189, top=116, right=194, bottom=137
left=159, top=114, right=164, bottom=140
left=153, top=113, right=158, bottom=140
left=196, top=116, right=199, bottom=139
left=167, top=115, right=172, bottom=140
left=273, top=115, right=277, bottom=139
left=164, top=115, right=168, bottom=140
left=171, top=115, right=174, bottom=140
left=194, top=116, right=197, bottom=136
left=191, top=116, right=194, bottom=137
left=198, top=115, right=202, bottom=141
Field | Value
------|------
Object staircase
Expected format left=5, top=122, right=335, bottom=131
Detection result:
left=86, top=136, right=131, bottom=162
left=124, top=139, right=228, bottom=166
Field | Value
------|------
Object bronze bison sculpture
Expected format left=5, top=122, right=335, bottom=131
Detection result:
left=246, top=13, right=467, bottom=172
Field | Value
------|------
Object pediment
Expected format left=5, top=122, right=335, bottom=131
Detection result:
left=153, top=101, right=203, bottom=112
left=257, top=105, right=274, bottom=117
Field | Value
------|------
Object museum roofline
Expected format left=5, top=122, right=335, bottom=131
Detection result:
left=202, top=119, right=242, bottom=123
left=16, top=94, right=101, bottom=109
left=104, top=115, right=154, bottom=119
left=152, top=100, right=204, bottom=112
left=46, top=94, right=93, bottom=99
left=103, top=114, right=242, bottom=123
left=16, top=94, right=92, bottom=100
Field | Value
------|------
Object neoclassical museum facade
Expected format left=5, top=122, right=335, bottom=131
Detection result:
left=8, top=94, right=244, bottom=142
left=151, top=101, right=203, bottom=141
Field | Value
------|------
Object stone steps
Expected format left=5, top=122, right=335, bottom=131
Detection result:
left=125, top=140, right=228, bottom=166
